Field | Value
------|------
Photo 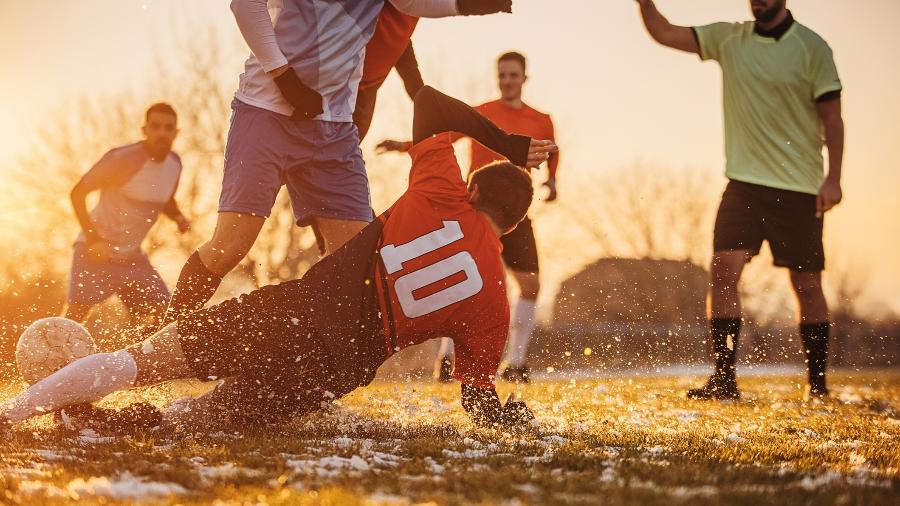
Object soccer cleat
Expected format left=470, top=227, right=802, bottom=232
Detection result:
left=434, top=355, right=454, bottom=383
left=501, top=365, right=530, bottom=384
left=56, top=402, right=163, bottom=436
left=686, top=375, right=740, bottom=400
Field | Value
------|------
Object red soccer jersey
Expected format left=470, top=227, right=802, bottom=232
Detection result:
left=375, top=133, right=509, bottom=389
left=469, top=100, right=558, bottom=178
left=360, top=3, right=419, bottom=91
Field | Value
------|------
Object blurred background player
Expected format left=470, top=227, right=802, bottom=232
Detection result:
left=0, top=87, right=555, bottom=435
left=354, top=0, right=513, bottom=141
left=634, top=0, right=844, bottom=400
left=161, top=0, right=515, bottom=329
left=65, top=102, right=190, bottom=326
left=383, top=51, right=559, bottom=383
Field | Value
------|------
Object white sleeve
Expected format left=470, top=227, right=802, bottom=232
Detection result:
left=389, top=0, right=460, bottom=18
left=230, top=0, right=289, bottom=72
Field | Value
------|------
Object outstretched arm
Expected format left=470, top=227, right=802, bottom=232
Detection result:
left=635, top=0, right=699, bottom=54
left=412, top=86, right=554, bottom=167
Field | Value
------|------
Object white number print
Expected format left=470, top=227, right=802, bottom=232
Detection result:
left=381, top=221, right=484, bottom=318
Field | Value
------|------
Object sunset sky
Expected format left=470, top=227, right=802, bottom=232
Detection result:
left=1, top=0, right=898, bottom=313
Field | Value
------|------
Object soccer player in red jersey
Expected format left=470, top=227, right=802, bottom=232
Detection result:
left=0, top=87, right=556, bottom=434
left=381, top=51, right=558, bottom=383
left=354, top=0, right=513, bottom=141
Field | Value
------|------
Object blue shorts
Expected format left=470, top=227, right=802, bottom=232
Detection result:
left=67, top=243, right=170, bottom=312
left=219, top=99, right=373, bottom=227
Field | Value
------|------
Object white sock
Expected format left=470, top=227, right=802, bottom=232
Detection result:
left=1, top=350, right=137, bottom=423
left=436, top=337, right=454, bottom=359
left=506, top=298, right=537, bottom=367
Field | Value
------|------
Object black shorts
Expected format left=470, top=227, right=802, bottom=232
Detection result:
left=713, top=180, right=824, bottom=272
left=176, top=220, right=388, bottom=425
left=501, top=216, right=539, bottom=274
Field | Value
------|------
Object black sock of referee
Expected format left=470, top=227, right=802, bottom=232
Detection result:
left=710, top=317, right=742, bottom=382
left=162, top=251, right=223, bottom=326
left=800, top=322, right=830, bottom=392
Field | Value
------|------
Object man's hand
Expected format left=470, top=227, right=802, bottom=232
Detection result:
left=86, top=240, right=114, bottom=262
left=499, top=394, right=535, bottom=432
left=272, top=66, right=324, bottom=119
left=542, top=178, right=558, bottom=202
left=175, top=216, right=191, bottom=234
left=526, top=139, right=557, bottom=169
left=457, top=0, right=512, bottom=16
left=816, top=178, right=842, bottom=218
left=376, top=139, right=413, bottom=154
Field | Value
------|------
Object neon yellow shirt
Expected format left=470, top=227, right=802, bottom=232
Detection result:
left=695, top=20, right=842, bottom=194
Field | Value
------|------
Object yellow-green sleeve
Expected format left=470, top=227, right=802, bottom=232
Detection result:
left=808, top=42, right=842, bottom=100
left=693, top=22, right=739, bottom=62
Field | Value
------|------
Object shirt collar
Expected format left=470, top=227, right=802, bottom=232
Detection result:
left=754, top=10, right=795, bottom=41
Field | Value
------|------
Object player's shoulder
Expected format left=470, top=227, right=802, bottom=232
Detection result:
left=792, top=22, right=833, bottom=51
left=104, top=141, right=143, bottom=159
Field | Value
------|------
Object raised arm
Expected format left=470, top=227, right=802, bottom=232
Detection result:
left=815, top=96, right=844, bottom=216
left=412, top=86, right=546, bottom=167
left=389, top=0, right=513, bottom=18
left=635, top=0, right=699, bottom=54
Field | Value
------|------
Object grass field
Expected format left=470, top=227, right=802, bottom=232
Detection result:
left=1, top=370, right=898, bottom=505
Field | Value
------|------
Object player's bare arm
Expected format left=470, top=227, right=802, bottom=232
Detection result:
left=69, top=181, right=112, bottom=261
left=816, top=96, right=844, bottom=217
left=634, top=0, right=700, bottom=54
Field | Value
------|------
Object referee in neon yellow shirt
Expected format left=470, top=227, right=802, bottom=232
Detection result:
left=635, top=0, right=845, bottom=400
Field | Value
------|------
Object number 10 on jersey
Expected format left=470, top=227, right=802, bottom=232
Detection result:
left=381, top=221, right=484, bottom=318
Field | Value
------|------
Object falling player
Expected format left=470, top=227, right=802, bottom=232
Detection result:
left=0, top=87, right=556, bottom=434
left=65, top=103, right=190, bottom=326
left=380, top=51, right=559, bottom=383
left=634, top=0, right=844, bottom=400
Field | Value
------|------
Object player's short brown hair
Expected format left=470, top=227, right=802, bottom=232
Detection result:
left=468, top=161, right=533, bottom=230
left=497, top=51, right=526, bottom=73
left=145, top=102, right=177, bottom=123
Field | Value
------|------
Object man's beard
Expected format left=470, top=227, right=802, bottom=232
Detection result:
left=752, top=1, right=785, bottom=23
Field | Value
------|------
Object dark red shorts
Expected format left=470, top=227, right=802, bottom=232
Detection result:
left=501, top=216, right=539, bottom=274
left=713, top=180, right=825, bottom=272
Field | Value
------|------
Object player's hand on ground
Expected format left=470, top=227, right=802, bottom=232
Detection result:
left=272, top=66, right=324, bottom=120
left=816, top=178, right=842, bottom=217
left=542, top=177, right=558, bottom=202
left=499, top=394, right=535, bottom=432
left=376, top=139, right=413, bottom=154
left=457, top=0, right=513, bottom=16
left=526, top=139, right=557, bottom=169
left=86, top=240, right=114, bottom=262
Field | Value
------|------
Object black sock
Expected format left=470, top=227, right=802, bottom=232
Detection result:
left=709, top=318, right=741, bottom=381
left=163, top=251, right=222, bottom=325
left=800, top=322, right=830, bottom=389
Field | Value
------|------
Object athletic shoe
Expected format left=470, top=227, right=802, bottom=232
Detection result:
left=434, top=355, right=454, bottom=383
left=686, top=375, right=740, bottom=400
left=56, top=402, right=163, bottom=435
left=501, top=365, right=530, bottom=384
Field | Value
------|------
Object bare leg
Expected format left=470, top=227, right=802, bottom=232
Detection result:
left=789, top=271, right=829, bottom=323
left=790, top=270, right=831, bottom=396
left=708, top=250, right=749, bottom=319
left=197, top=212, right=267, bottom=278
left=314, top=217, right=369, bottom=256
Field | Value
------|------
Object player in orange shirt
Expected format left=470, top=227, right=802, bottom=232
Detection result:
left=354, top=1, right=514, bottom=141
left=381, top=51, right=558, bottom=383
left=1, top=87, right=556, bottom=434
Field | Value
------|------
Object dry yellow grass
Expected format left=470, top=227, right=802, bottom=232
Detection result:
left=1, top=370, right=898, bottom=505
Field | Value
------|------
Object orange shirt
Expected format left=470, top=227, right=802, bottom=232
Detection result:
left=360, top=3, right=419, bottom=91
left=375, top=134, right=509, bottom=389
left=469, top=100, right=559, bottom=178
